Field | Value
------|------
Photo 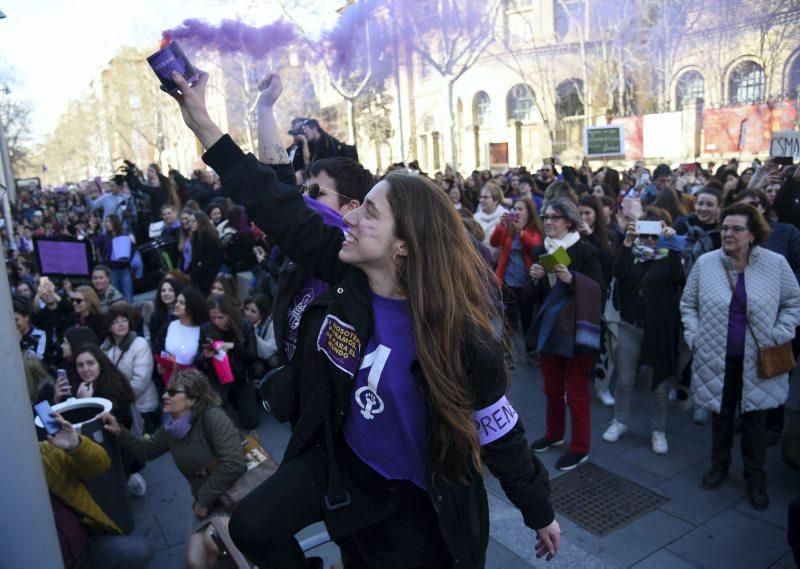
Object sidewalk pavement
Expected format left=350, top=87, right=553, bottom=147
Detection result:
left=133, top=357, right=798, bottom=568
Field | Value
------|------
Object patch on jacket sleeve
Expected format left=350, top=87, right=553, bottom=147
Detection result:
left=316, top=315, right=361, bottom=375
left=473, top=395, right=519, bottom=445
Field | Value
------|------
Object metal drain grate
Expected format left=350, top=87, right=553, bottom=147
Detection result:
left=549, top=462, right=668, bottom=537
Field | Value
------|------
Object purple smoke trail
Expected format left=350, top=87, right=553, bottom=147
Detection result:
left=162, top=18, right=297, bottom=58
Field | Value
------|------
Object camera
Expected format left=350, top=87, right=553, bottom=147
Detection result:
left=288, top=127, right=305, bottom=136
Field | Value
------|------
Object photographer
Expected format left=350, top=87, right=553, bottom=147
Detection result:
left=82, top=176, right=137, bottom=236
left=294, top=118, right=358, bottom=171
left=286, top=117, right=310, bottom=176
left=124, top=162, right=182, bottom=222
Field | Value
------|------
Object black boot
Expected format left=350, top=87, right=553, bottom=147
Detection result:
left=701, top=466, right=728, bottom=489
left=748, top=484, right=769, bottom=511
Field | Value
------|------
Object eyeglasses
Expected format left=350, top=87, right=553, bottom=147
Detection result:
left=301, top=183, right=347, bottom=201
left=112, top=317, right=129, bottom=325
left=540, top=214, right=564, bottom=222
left=165, top=388, right=186, bottom=397
left=740, top=201, right=759, bottom=207
left=71, top=298, right=85, bottom=305
left=720, top=225, right=749, bottom=233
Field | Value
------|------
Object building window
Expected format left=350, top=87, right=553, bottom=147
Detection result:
left=729, top=60, right=765, bottom=104
left=507, top=84, right=535, bottom=121
left=473, top=91, right=491, bottom=126
left=554, top=0, right=585, bottom=39
left=555, top=79, right=584, bottom=118
left=675, top=70, right=705, bottom=110
left=790, top=56, right=800, bottom=98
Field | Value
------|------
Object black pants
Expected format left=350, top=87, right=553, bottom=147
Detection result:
left=711, top=355, right=768, bottom=486
left=215, top=380, right=260, bottom=430
left=228, top=441, right=451, bottom=568
left=789, top=497, right=800, bottom=566
left=502, top=285, right=533, bottom=341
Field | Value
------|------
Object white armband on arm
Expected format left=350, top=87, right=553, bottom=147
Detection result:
left=473, top=395, right=519, bottom=445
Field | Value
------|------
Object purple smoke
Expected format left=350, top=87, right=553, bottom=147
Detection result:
left=162, top=18, right=297, bottom=58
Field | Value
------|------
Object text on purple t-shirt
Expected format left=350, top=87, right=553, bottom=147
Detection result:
left=342, top=293, right=427, bottom=489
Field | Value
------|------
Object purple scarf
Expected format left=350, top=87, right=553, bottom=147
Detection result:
left=165, top=412, right=193, bottom=439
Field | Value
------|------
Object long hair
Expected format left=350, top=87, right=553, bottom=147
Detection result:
left=384, top=172, right=503, bottom=483
left=105, top=214, right=124, bottom=237
left=207, top=294, right=243, bottom=343
left=578, top=195, right=613, bottom=253
left=191, top=211, right=221, bottom=247
left=154, top=276, right=185, bottom=317
left=22, top=351, right=54, bottom=404
left=149, top=163, right=181, bottom=209
left=652, top=188, right=688, bottom=221
left=515, top=197, right=543, bottom=235
left=73, top=344, right=135, bottom=407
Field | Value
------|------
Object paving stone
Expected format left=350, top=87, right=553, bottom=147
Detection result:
left=733, top=471, right=797, bottom=531
left=616, top=434, right=706, bottom=479
left=130, top=514, right=168, bottom=553
left=497, top=558, right=537, bottom=569
left=667, top=508, right=790, bottom=569
left=148, top=542, right=184, bottom=569
left=486, top=537, right=520, bottom=568
left=770, top=550, right=796, bottom=568
left=564, top=509, right=694, bottom=567
left=129, top=471, right=194, bottom=523
left=486, top=490, right=613, bottom=568
left=140, top=452, right=184, bottom=487
left=652, top=460, right=746, bottom=526
left=631, top=548, right=701, bottom=568
left=591, top=452, right=670, bottom=489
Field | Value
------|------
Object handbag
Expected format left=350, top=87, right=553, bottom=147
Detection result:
left=205, top=423, right=279, bottom=512
left=722, top=260, right=796, bottom=379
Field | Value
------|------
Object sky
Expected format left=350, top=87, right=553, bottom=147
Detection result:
left=0, top=0, right=338, bottom=143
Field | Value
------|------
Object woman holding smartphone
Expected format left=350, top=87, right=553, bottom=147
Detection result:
left=162, top=69, right=560, bottom=568
left=197, top=295, right=260, bottom=429
left=153, top=287, right=208, bottom=386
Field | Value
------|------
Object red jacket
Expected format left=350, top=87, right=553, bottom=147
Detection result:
left=490, top=223, right=543, bottom=282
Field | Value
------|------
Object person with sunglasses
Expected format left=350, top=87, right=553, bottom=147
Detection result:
left=66, top=285, right=104, bottom=340
left=527, top=198, right=604, bottom=471
left=275, top=156, right=372, bottom=365
left=99, top=369, right=247, bottom=569
left=602, top=210, right=684, bottom=455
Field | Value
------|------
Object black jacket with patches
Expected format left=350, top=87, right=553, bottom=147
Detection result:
left=203, top=135, right=554, bottom=568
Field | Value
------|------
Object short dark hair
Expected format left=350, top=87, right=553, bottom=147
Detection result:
left=721, top=202, right=772, bottom=246
left=13, top=296, right=32, bottom=317
left=308, top=158, right=374, bottom=206
left=92, top=264, right=111, bottom=278
left=695, top=186, right=723, bottom=206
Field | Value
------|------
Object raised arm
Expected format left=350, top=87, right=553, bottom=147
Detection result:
left=164, top=70, right=349, bottom=284
left=254, top=73, right=290, bottom=166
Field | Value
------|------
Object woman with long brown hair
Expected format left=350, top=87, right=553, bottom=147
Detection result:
left=163, top=69, right=560, bottom=568
left=187, top=210, right=223, bottom=294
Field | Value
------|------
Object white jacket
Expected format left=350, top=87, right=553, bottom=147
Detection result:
left=680, top=247, right=800, bottom=413
left=102, top=334, right=158, bottom=413
left=474, top=206, right=508, bottom=260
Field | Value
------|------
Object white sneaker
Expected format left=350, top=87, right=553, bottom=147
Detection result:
left=602, top=419, right=628, bottom=442
left=597, top=390, right=615, bottom=407
left=693, top=406, right=709, bottom=425
left=651, top=431, right=669, bottom=454
left=127, top=473, right=147, bottom=498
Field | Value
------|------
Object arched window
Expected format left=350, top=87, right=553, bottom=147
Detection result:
left=473, top=91, right=491, bottom=126
left=507, top=84, right=535, bottom=121
left=675, top=70, right=705, bottom=110
left=555, top=79, right=584, bottom=118
left=729, top=61, right=765, bottom=104
left=790, top=56, right=800, bottom=98
left=423, top=115, right=435, bottom=133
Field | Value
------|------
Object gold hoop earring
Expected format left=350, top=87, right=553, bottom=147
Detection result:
left=393, top=252, right=404, bottom=265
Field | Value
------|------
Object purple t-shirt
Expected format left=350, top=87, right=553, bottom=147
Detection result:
left=342, top=294, right=427, bottom=488
left=727, top=272, right=747, bottom=356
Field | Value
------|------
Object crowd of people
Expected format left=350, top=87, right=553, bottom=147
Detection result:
left=9, top=66, right=800, bottom=568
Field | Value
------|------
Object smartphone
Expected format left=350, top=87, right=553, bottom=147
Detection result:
left=147, top=41, right=200, bottom=94
left=774, top=156, right=794, bottom=166
left=56, top=369, right=71, bottom=395
left=636, top=220, right=662, bottom=236
left=507, top=212, right=520, bottom=223
left=34, top=400, right=61, bottom=436
left=682, top=163, right=697, bottom=174
left=639, top=172, right=651, bottom=185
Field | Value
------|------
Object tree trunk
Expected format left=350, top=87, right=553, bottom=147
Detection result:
left=347, top=98, right=357, bottom=146
left=447, top=78, right=458, bottom=169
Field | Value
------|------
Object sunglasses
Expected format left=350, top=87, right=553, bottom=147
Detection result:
left=71, top=298, right=85, bottom=304
left=301, top=183, right=347, bottom=201
left=540, top=214, right=564, bottom=222
left=165, top=388, right=186, bottom=397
